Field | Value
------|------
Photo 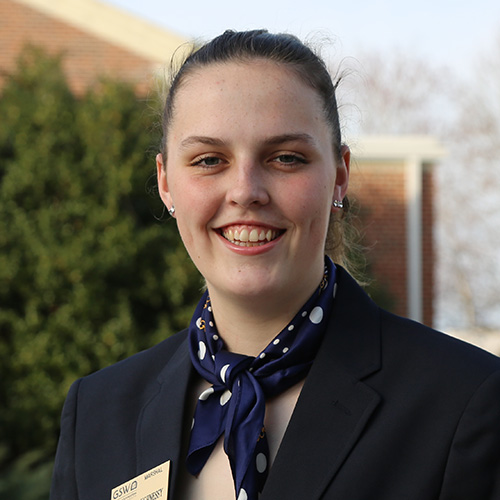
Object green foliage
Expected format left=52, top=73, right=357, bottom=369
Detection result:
left=0, top=447, right=52, bottom=500
left=0, top=45, right=202, bottom=477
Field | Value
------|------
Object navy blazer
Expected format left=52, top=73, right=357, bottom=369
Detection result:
left=51, top=268, right=500, bottom=499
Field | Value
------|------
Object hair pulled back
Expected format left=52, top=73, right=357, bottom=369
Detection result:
left=161, top=30, right=342, bottom=160
left=160, top=29, right=357, bottom=273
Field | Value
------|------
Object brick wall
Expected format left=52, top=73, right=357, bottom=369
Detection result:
left=422, top=165, right=434, bottom=327
left=0, top=0, right=157, bottom=95
left=351, top=160, right=408, bottom=317
left=351, top=159, right=435, bottom=326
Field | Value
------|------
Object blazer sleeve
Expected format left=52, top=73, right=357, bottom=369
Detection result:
left=50, top=379, right=81, bottom=500
left=439, top=370, right=500, bottom=500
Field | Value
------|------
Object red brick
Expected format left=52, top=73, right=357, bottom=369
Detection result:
left=0, top=0, right=156, bottom=95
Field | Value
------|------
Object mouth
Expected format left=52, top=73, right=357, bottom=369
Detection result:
left=218, top=224, right=285, bottom=247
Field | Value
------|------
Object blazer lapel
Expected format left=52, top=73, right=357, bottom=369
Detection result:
left=262, top=268, right=382, bottom=500
left=136, top=334, right=193, bottom=495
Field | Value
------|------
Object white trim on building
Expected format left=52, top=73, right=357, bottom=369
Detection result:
left=13, top=0, right=187, bottom=65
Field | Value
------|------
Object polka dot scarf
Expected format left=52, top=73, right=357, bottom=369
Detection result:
left=186, top=258, right=337, bottom=500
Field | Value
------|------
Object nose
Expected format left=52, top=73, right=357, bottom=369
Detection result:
left=226, top=161, right=270, bottom=208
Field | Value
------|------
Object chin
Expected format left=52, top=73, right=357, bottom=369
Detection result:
left=213, top=277, right=283, bottom=300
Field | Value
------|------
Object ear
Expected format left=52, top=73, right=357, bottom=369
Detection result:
left=156, top=153, right=174, bottom=211
left=333, top=145, right=350, bottom=207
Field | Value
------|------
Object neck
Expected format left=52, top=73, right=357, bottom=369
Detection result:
left=208, top=281, right=320, bottom=357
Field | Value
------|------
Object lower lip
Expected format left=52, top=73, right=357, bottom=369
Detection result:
left=216, top=231, right=284, bottom=255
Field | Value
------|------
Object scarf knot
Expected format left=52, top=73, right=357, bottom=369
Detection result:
left=187, top=258, right=337, bottom=500
left=213, top=351, right=253, bottom=388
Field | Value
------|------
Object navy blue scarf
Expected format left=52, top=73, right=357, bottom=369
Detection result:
left=187, top=258, right=337, bottom=500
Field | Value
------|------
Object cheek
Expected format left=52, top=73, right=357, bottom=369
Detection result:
left=286, top=176, right=333, bottom=220
left=173, top=183, right=220, bottom=240
left=170, top=175, right=212, bottom=214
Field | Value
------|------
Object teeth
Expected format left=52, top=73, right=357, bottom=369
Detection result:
left=239, top=229, right=249, bottom=242
left=222, top=226, right=281, bottom=245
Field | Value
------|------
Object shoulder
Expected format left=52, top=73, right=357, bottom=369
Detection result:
left=379, top=309, right=500, bottom=381
left=334, top=266, right=500, bottom=386
left=75, top=329, right=189, bottom=402
left=328, top=268, right=500, bottom=498
left=372, top=306, right=500, bottom=422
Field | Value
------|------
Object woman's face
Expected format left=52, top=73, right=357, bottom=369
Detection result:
left=157, top=61, right=349, bottom=305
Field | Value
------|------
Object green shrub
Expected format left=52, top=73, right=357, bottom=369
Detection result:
left=0, top=46, right=201, bottom=486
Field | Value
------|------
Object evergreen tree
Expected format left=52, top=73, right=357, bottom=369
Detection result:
left=0, top=46, right=201, bottom=485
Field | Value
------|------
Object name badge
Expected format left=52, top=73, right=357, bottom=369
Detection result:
left=111, top=460, right=170, bottom=500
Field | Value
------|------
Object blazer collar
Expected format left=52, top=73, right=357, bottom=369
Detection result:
left=262, top=267, right=382, bottom=499
left=136, top=268, right=382, bottom=500
left=327, top=266, right=382, bottom=379
left=136, top=333, right=193, bottom=495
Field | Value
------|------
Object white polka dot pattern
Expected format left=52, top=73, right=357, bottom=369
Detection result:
left=220, top=364, right=230, bottom=383
left=198, top=341, right=206, bottom=360
left=199, top=387, right=214, bottom=401
left=309, top=306, right=324, bottom=324
left=220, top=390, right=232, bottom=406
left=256, top=453, right=267, bottom=473
left=187, top=258, right=339, bottom=500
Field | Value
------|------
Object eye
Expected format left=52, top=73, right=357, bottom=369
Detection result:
left=272, top=153, right=307, bottom=167
left=190, top=155, right=224, bottom=168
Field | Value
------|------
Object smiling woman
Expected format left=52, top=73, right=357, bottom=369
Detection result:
left=156, top=59, right=348, bottom=339
left=51, top=30, right=500, bottom=500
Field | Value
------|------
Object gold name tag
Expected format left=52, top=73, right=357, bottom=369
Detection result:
left=111, top=460, right=170, bottom=500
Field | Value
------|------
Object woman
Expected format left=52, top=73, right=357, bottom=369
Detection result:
left=51, top=30, right=500, bottom=500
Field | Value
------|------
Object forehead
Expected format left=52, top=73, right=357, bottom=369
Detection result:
left=169, top=60, right=327, bottom=138
left=179, top=59, right=308, bottom=95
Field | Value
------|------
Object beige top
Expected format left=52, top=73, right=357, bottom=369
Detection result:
left=176, top=375, right=305, bottom=499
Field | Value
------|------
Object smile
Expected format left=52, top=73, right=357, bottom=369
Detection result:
left=220, top=225, right=284, bottom=247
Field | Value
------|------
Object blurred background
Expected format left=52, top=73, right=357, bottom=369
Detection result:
left=1, top=0, right=499, bottom=498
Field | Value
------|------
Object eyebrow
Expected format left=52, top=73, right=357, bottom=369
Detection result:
left=179, top=133, right=317, bottom=150
left=263, top=133, right=318, bottom=147
left=179, top=136, right=227, bottom=150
